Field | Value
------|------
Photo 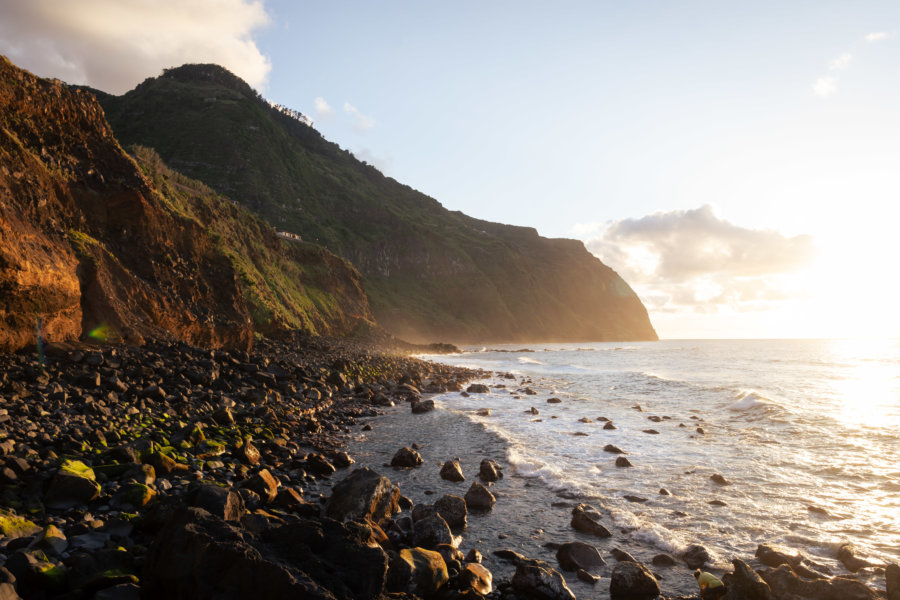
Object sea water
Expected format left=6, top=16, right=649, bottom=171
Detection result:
left=414, top=339, right=900, bottom=583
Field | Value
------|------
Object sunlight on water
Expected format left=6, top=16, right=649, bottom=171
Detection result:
left=827, top=339, right=900, bottom=429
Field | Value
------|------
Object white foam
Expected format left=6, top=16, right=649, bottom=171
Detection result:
left=728, top=390, right=776, bottom=411
left=517, top=356, right=545, bottom=365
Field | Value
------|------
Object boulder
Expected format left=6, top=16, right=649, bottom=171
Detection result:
left=243, top=469, right=279, bottom=503
left=464, top=482, right=496, bottom=510
left=434, top=494, right=467, bottom=529
left=466, top=384, right=490, bottom=394
left=306, top=453, right=337, bottom=477
left=611, top=548, right=637, bottom=563
left=391, top=447, right=424, bottom=468
left=411, top=399, right=436, bottom=414
left=440, top=459, right=465, bottom=482
left=571, top=504, right=611, bottom=538
left=609, top=562, right=660, bottom=598
left=143, top=506, right=388, bottom=600
left=186, top=484, right=245, bottom=521
left=387, top=547, right=448, bottom=597
left=651, top=554, right=677, bottom=567
left=547, top=398, right=562, bottom=404
left=887, top=563, right=900, bottom=600
left=615, top=457, right=633, bottom=468
left=241, top=439, right=261, bottom=465
left=44, top=459, right=101, bottom=509
left=332, top=452, right=354, bottom=469
left=465, top=548, right=483, bottom=564
left=326, top=468, right=400, bottom=526
left=603, top=421, right=617, bottom=430
left=0, top=510, right=42, bottom=539
left=459, top=563, right=493, bottom=596
left=710, top=473, right=730, bottom=485
left=475, top=408, right=491, bottom=416
left=512, top=558, right=576, bottom=600
left=755, top=544, right=802, bottom=568
left=555, top=541, right=605, bottom=572
left=759, top=564, right=877, bottom=600
left=412, top=514, right=453, bottom=550
left=724, top=558, right=773, bottom=600
left=837, top=543, right=871, bottom=573
left=682, top=544, right=710, bottom=569
left=577, top=569, right=600, bottom=584
left=479, top=459, right=503, bottom=482
left=603, top=444, right=625, bottom=454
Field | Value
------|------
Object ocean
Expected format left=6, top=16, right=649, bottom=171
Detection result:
left=412, top=339, right=900, bottom=583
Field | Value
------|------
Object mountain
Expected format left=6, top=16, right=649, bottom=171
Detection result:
left=94, top=64, right=658, bottom=343
left=0, top=56, right=372, bottom=352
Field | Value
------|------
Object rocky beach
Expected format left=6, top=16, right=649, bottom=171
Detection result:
left=1, top=337, right=897, bottom=600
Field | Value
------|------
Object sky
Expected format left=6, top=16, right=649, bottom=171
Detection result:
left=2, top=0, right=899, bottom=339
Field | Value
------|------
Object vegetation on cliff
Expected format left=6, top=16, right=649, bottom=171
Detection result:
left=96, top=64, right=658, bottom=343
left=0, top=56, right=372, bottom=352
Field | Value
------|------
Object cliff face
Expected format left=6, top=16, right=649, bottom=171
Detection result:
left=0, top=57, right=372, bottom=352
left=97, top=64, right=658, bottom=343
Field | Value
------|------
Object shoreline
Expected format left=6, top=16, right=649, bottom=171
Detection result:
left=0, top=338, right=893, bottom=599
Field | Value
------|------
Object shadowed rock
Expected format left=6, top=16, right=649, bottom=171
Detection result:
left=609, top=562, right=659, bottom=599
left=556, top=541, right=606, bottom=572
left=326, top=468, right=400, bottom=526
left=571, top=504, right=611, bottom=538
left=387, top=547, right=448, bottom=597
left=513, top=558, right=576, bottom=600
left=440, top=459, right=465, bottom=482
left=464, top=482, right=496, bottom=510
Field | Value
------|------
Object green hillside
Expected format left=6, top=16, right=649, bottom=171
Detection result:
left=95, top=64, right=657, bottom=343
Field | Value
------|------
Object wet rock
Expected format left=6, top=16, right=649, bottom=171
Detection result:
left=623, top=495, right=647, bottom=503
left=479, top=459, right=503, bottom=482
left=411, top=399, right=435, bottom=414
left=464, top=482, right=496, bottom=510
left=837, top=543, right=871, bottom=573
left=30, top=524, right=67, bottom=556
left=547, top=397, right=562, bottom=404
left=465, top=548, right=483, bottom=563
left=725, top=558, right=773, bottom=600
left=44, top=459, right=101, bottom=509
left=186, top=484, right=245, bottom=521
left=603, top=421, right=617, bottom=430
left=578, top=417, right=593, bottom=423
left=708, top=499, right=727, bottom=506
left=459, top=563, right=493, bottom=595
left=658, top=488, right=671, bottom=495
left=571, top=504, right=611, bottom=538
left=306, top=453, right=337, bottom=477
left=440, top=459, right=466, bottom=482
left=577, top=569, right=600, bottom=584
left=556, top=541, right=606, bottom=572
left=603, top=444, right=625, bottom=454
left=609, top=562, right=660, bottom=598
left=391, top=446, right=424, bottom=468
left=642, top=429, right=659, bottom=434
left=611, top=548, right=637, bottom=563
left=387, top=547, right=448, bottom=597
left=755, top=544, right=802, bottom=569
left=527, top=407, right=540, bottom=415
left=682, top=544, right=710, bottom=569
left=434, top=494, right=467, bottom=529
left=332, top=451, right=354, bottom=468
left=652, top=554, right=677, bottom=567
left=327, top=468, right=401, bottom=526
left=710, top=473, right=730, bottom=485
left=512, top=558, right=576, bottom=600
left=5, top=550, right=67, bottom=597
left=95, top=583, right=141, bottom=600
left=466, top=384, right=490, bottom=394
left=887, top=563, right=900, bottom=600
left=412, top=504, right=437, bottom=522
left=413, top=514, right=454, bottom=549
left=760, top=564, right=876, bottom=600
left=475, top=408, right=491, bottom=416
left=494, top=549, right=528, bottom=563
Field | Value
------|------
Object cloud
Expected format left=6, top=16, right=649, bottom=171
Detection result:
left=579, top=205, right=816, bottom=314
left=314, top=96, right=334, bottom=119
left=866, top=32, right=889, bottom=42
left=343, top=102, right=375, bottom=131
left=828, top=52, right=852, bottom=71
left=0, top=0, right=271, bottom=94
left=813, top=75, right=839, bottom=96
left=352, top=147, right=392, bottom=172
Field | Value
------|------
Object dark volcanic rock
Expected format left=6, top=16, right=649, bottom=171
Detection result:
left=710, top=473, right=730, bottom=486
left=682, top=544, right=710, bottom=569
left=837, top=543, right=871, bottom=573
left=143, top=506, right=388, bottom=600
left=466, top=384, right=490, bottom=394
left=755, top=544, right=802, bottom=568
left=464, top=482, right=496, bottom=510
left=386, top=547, right=448, bottom=597
left=887, top=563, right=900, bottom=600
left=185, top=484, right=246, bottom=522
left=571, top=504, right=611, bottom=538
left=326, top=468, right=400, bottom=526
left=412, top=514, right=454, bottom=549
left=615, top=457, right=633, bottom=467
left=391, top=446, right=424, bottom=468
left=459, top=562, right=493, bottom=596
left=44, top=459, right=102, bottom=509
left=479, top=459, right=503, bottom=482
left=411, top=399, right=435, bottom=414
left=759, top=564, right=877, bottom=600
left=603, top=444, right=625, bottom=454
left=651, top=554, right=677, bottom=567
left=556, top=541, right=606, bottom=572
left=609, top=561, right=660, bottom=598
left=434, top=494, right=467, bottom=529
left=512, top=558, right=576, bottom=600
left=725, top=558, right=774, bottom=600
left=306, top=453, right=337, bottom=477
left=440, top=459, right=465, bottom=482
left=611, top=548, right=637, bottom=563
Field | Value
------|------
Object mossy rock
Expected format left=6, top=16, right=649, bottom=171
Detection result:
left=115, top=483, right=156, bottom=508
left=0, top=509, right=41, bottom=539
left=44, top=460, right=101, bottom=510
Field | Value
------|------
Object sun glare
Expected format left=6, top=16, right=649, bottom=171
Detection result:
left=828, top=338, right=900, bottom=429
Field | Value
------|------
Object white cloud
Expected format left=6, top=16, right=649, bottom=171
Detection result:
left=314, top=96, right=334, bottom=119
left=866, top=32, right=889, bottom=42
left=352, top=147, right=392, bottom=172
left=343, top=101, right=375, bottom=131
left=578, top=205, right=816, bottom=315
left=813, top=75, right=839, bottom=96
left=0, top=0, right=271, bottom=94
left=828, top=52, right=852, bottom=71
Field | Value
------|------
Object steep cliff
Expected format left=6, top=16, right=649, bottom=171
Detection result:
left=95, top=64, right=657, bottom=343
left=0, top=57, right=372, bottom=352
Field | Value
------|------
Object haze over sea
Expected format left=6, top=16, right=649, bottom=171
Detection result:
left=420, top=339, right=899, bottom=582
